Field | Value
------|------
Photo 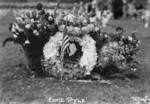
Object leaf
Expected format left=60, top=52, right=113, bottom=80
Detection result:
left=2, top=36, right=16, bottom=47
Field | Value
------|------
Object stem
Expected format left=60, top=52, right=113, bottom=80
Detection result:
left=54, top=0, right=61, bottom=18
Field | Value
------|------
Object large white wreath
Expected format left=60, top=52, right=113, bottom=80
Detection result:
left=43, top=32, right=97, bottom=79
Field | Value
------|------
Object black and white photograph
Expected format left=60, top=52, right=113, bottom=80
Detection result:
left=0, top=0, right=150, bottom=104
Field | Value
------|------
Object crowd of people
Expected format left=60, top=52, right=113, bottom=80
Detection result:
left=0, top=0, right=150, bottom=28
left=71, top=0, right=113, bottom=27
left=73, top=0, right=150, bottom=28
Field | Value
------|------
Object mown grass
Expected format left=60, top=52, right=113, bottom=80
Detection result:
left=0, top=10, right=150, bottom=104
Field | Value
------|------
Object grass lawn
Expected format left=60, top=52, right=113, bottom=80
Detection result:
left=0, top=10, right=150, bottom=104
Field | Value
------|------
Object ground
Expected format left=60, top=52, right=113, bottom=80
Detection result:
left=0, top=10, right=150, bottom=104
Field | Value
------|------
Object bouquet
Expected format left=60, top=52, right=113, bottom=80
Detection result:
left=3, top=3, right=58, bottom=76
left=96, top=27, right=140, bottom=76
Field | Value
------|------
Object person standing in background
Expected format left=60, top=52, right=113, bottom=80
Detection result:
left=86, top=0, right=93, bottom=14
left=78, top=0, right=86, bottom=15
left=105, top=0, right=112, bottom=12
left=141, top=7, right=150, bottom=28
left=112, top=0, right=123, bottom=19
left=87, top=0, right=96, bottom=17
left=101, top=6, right=113, bottom=27
left=123, top=0, right=128, bottom=17
left=127, top=0, right=136, bottom=18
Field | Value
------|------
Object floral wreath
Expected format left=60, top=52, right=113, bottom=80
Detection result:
left=43, top=31, right=97, bottom=79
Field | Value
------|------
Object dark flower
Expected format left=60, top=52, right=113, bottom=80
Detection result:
left=39, top=10, right=45, bottom=16
left=36, top=3, right=43, bottom=10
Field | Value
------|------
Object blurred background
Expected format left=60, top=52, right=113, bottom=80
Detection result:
left=0, top=0, right=148, bottom=7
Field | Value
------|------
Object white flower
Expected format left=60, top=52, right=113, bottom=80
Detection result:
left=86, top=24, right=95, bottom=32
left=138, top=41, right=140, bottom=44
left=16, top=32, right=19, bottom=35
left=12, top=22, right=24, bottom=32
left=104, top=57, right=109, bottom=61
left=11, top=22, right=21, bottom=33
left=79, top=35, right=97, bottom=75
left=48, top=16, right=53, bottom=21
left=25, top=24, right=31, bottom=29
left=73, top=27, right=81, bottom=35
left=59, top=25, right=65, bottom=31
left=78, top=16, right=87, bottom=26
left=30, top=19, right=35, bottom=23
left=104, top=34, right=108, bottom=38
left=95, top=27, right=99, bottom=31
left=131, top=68, right=137, bottom=71
left=33, top=30, right=39, bottom=36
left=13, top=23, right=19, bottom=30
left=13, top=34, right=18, bottom=38
left=81, top=27, right=87, bottom=34
left=81, top=24, right=95, bottom=34
left=43, top=32, right=63, bottom=60
left=16, top=17, right=24, bottom=24
left=11, top=27, right=16, bottom=33
left=64, top=14, right=76, bottom=22
left=82, top=19, right=88, bottom=26
left=128, top=36, right=133, bottom=41
left=25, top=40, right=30, bottom=44
left=18, top=28, right=24, bottom=32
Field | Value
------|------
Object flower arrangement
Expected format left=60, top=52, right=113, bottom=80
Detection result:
left=3, top=2, right=140, bottom=80
left=96, top=27, right=140, bottom=75
left=3, top=3, right=58, bottom=76
left=43, top=5, right=140, bottom=79
left=9, top=3, right=58, bottom=46
left=43, top=12, right=98, bottom=79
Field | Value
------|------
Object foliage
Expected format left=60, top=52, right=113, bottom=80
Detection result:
left=95, top=27, right=140, bottom=75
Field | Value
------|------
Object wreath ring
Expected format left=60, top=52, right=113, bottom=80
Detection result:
left=43, top=32, right=97, bottom=79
